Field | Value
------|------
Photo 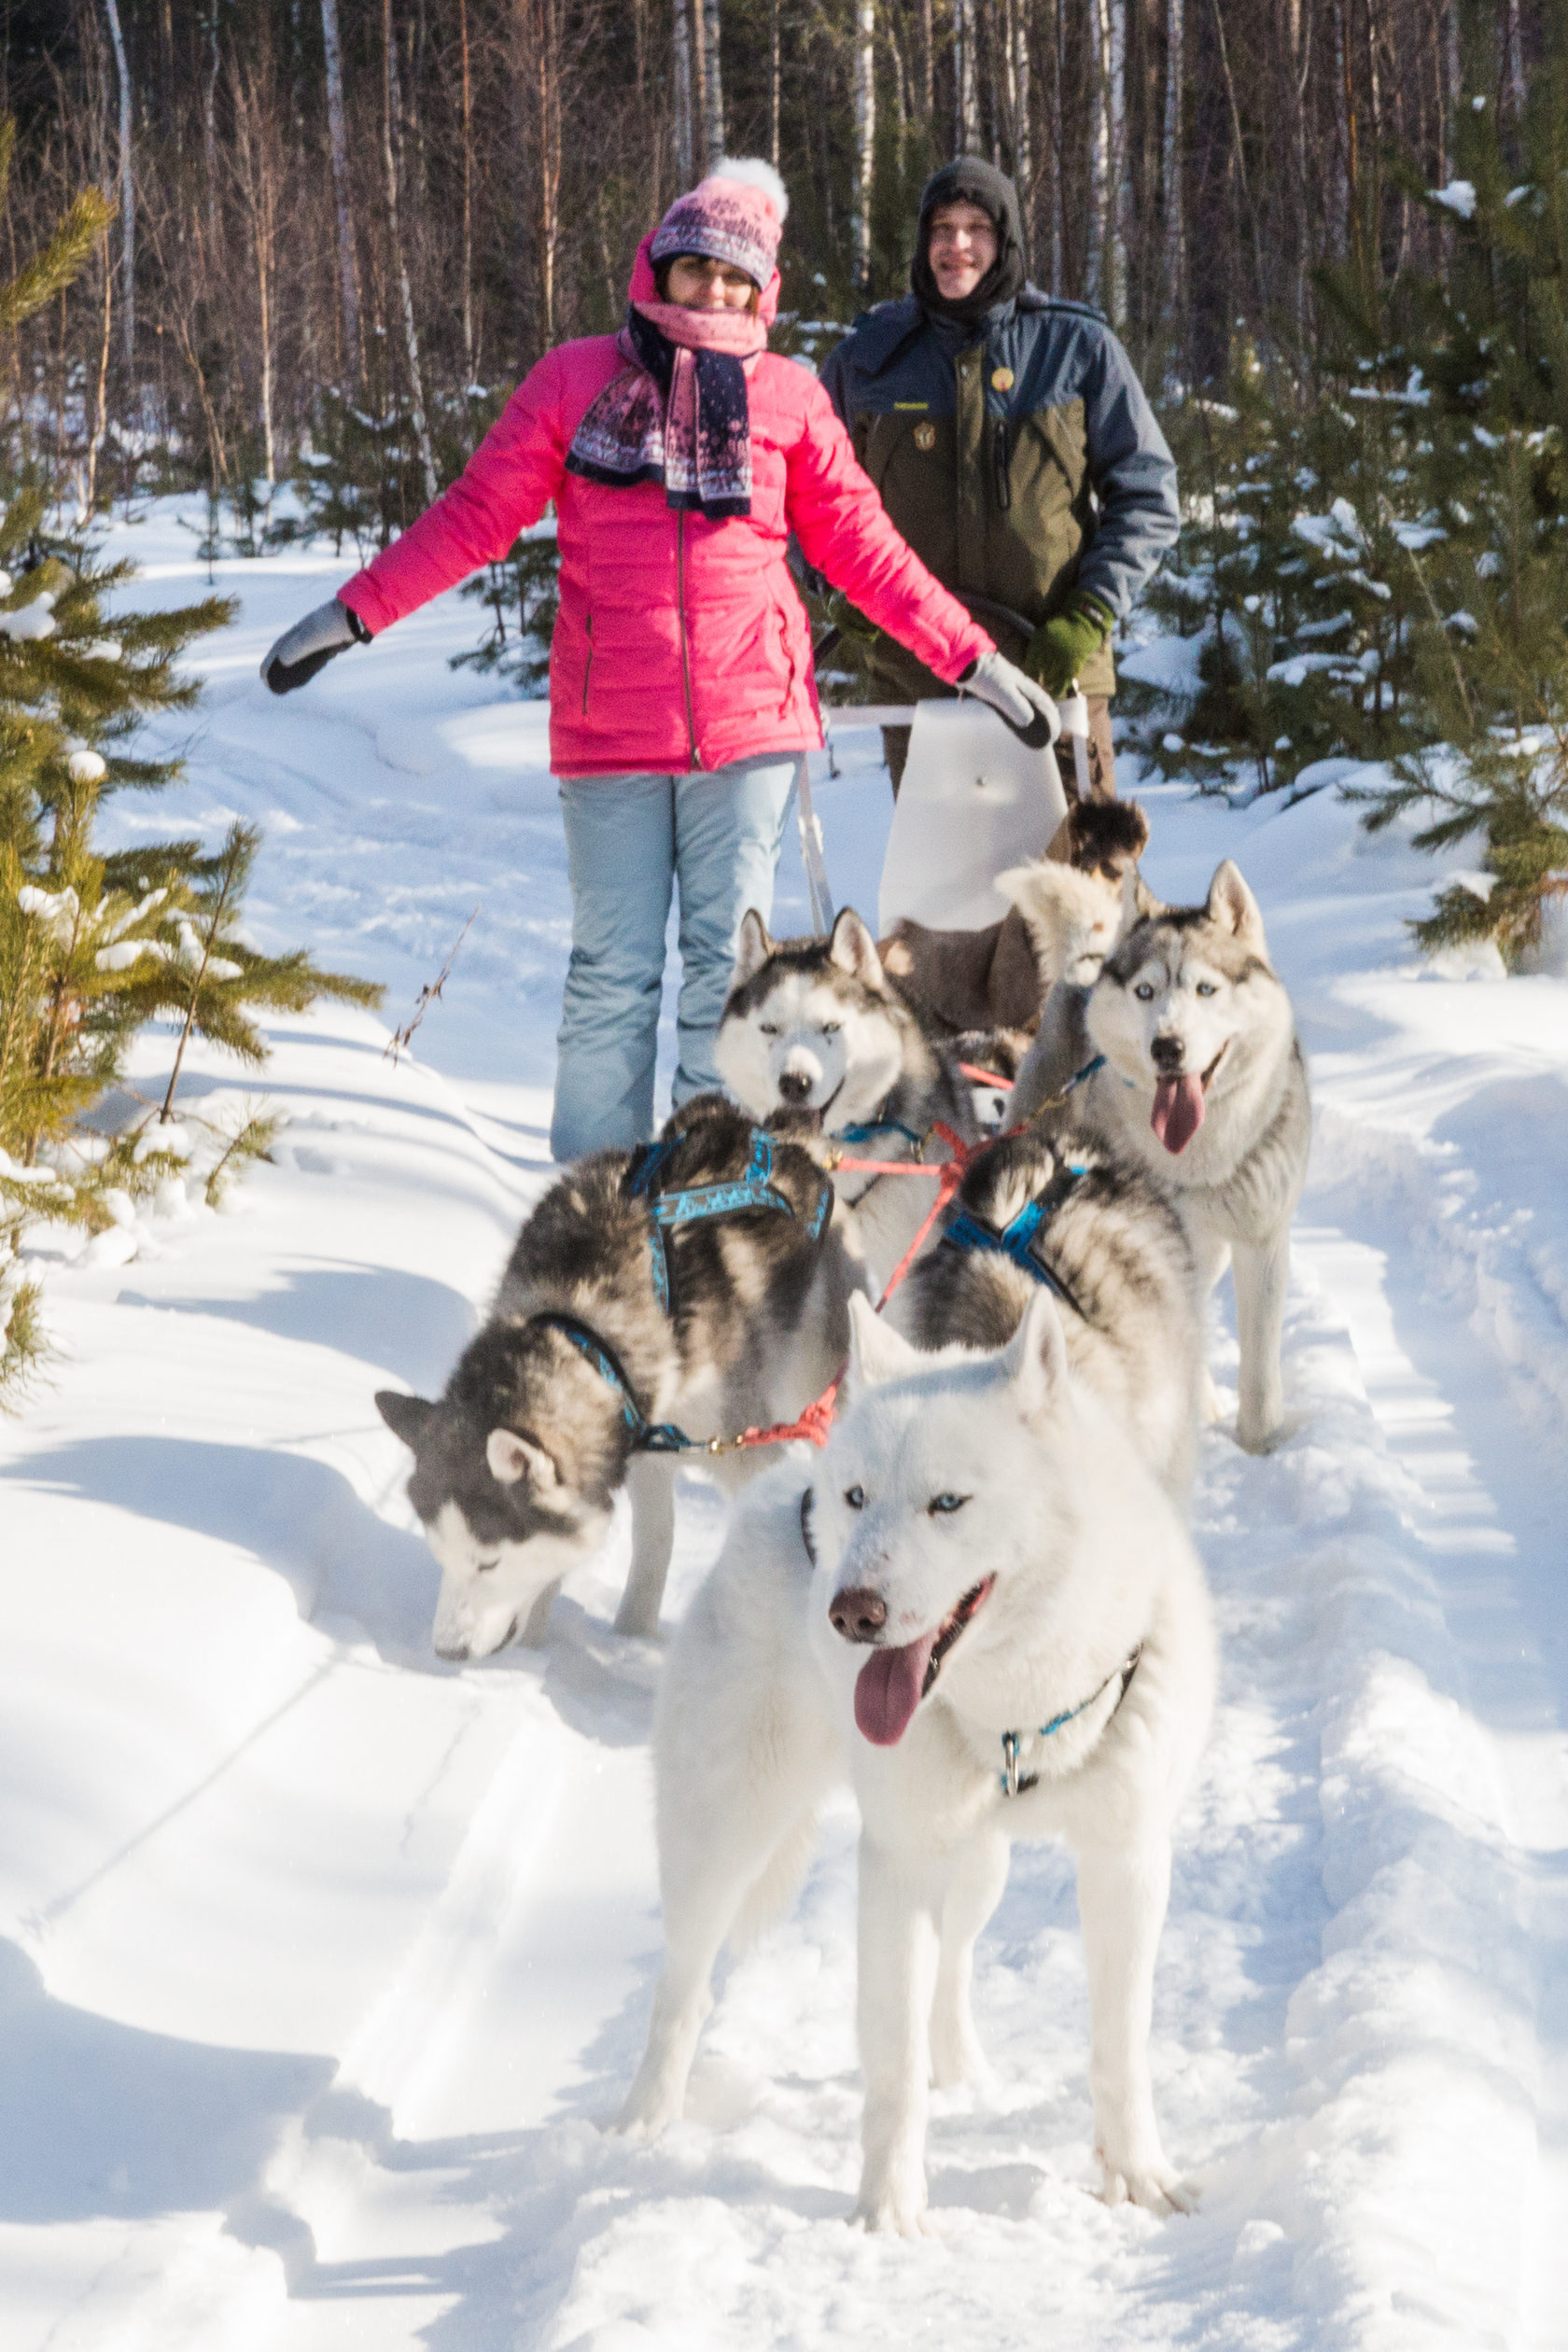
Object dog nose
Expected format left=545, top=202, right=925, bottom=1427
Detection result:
left=1150, top=1033, right=1184, bottom=1072
left=830, top=1585, right=887, bottom=1643
left=777, top=1069, right=813, bottom=1103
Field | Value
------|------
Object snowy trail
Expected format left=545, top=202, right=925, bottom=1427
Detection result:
left=6, top=512, right=1568, bottom=2347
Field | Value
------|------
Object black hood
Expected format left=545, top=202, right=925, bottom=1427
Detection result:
left=911, top=158, right=1026, bottom=329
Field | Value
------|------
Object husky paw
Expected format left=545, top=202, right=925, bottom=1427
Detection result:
left=1235, top=1413, right=1286, bottom=1457
left=854, top=2159, right=931, bottom=2237
left=612, top=1601, right=662, bottom=1639
left=853, top=2191, right=935, bottom=2238
left=1098, top=2151, right=1199, bottom=2217
left=609, top=2078, right=683, bottom=2140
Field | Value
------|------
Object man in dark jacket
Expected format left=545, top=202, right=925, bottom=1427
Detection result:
left=820, top=158, right=1179, bottom=801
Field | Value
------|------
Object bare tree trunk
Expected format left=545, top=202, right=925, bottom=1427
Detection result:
left=1050, top=0, right=1065, bottom=288
left=102, top=0, right=134, bottom=374
left=769, top=0, right=781, bottom=169
left=458, top=0, right=474, bottom=378
left=321, top=0, right=360, bottom=386
left=1107, top=0, right=1127, bottom=327
left=85, top=251, right=114, bottom=513
left=921, top=0, right=934, bottom=121
left=1012, top=0, right=1032, bottom=264
left=673, top=0, right=694, bottom=182
left=383, top=0, right=438, bottom=499
left=231, top=67, right=278, bottom=485
left=1162, top=0, right=1184, bottom=331
left=1088, top=0, right=1110, bottom=308
left=700, top=0, right=725, bottom=166
left=852, top=0, right=875, bottom=291
left=954, top=0, right=980, bottom=151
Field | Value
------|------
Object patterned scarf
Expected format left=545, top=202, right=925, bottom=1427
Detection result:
left=566, top=299, right=767, bottom=520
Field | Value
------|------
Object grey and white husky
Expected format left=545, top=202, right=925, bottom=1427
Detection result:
left=1013, top=859, right=1309, bottom=1453
left=375, top=1096, right=851, bottom=1659
left=889, top=1124, right=1203, bottom=1497
left=715, top=905, right=978, bottom=1297
left=617, top=1291, right=1217, bottom=2229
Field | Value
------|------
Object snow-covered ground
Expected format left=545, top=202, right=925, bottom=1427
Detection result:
left=5, top=501, right=1568, bottom=2350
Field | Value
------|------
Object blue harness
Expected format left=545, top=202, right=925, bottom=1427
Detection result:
left=1000, top=1648, right=1143, bottom=1796
left=527, top=1127, right=832, bottom=1456
left=532, top=1312, right=701, bottom=1455
left=625, top=1126, right=832, bottom=1312
left=941, top=1161, right=1088, bottom=1321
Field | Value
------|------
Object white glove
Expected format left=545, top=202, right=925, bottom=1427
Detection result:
left=261, top=597, right=367, bottom=694
left=958, top=650, right=1061, bottom=745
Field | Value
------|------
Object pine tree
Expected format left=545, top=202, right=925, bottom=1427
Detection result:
left=1350, top=24, right=1568, bottom=965
left=0, top=138, right=383, bottom=1399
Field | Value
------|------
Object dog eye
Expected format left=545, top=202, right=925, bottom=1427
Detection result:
left=928, top=1492, right=969, bottom=1516
left=760, top=1022, right=780, bottom=1037
left=1134, top=982, right=1155, bottom=1001
left=476, top=1557, right=500, bottom=1574
left=1196, top=981, right=1217, bottom=997
left=819, top=1020, right=841, bottom=1036
left=844, top=1484, right=865, bottom=1508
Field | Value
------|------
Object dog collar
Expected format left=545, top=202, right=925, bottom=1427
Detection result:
left=999, top=1646, right=1142, bottom=1797
left=940, top=1159, right=1088, bottom=1318
left=530, top=1311, right=700, bottom=1455
left=833, top=1113, right=926, bottom=1152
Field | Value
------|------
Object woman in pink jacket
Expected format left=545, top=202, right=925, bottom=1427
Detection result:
left=262, top=160, right=1053, bottom=1160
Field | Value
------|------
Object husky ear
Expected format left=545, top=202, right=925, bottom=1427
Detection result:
left=732, top=908, right=775, bottom=987
left=1206, top=860, right=1267, bottom=948
left=485, top=1427, right=561, bottom=1491
left=1001, top=1287, right=1070, bottom=1423
left=845, top=1291, right=920, bottom=1394
left=376, top=1389, right=436, bottom=1450
left=828, top=906, right=886, bottom=990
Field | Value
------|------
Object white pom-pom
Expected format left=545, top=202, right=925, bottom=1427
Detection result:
left=709, top=157, right=789, bottom=223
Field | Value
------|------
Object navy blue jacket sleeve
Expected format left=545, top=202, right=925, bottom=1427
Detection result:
left=1075, top=325, right=1180, bottom=621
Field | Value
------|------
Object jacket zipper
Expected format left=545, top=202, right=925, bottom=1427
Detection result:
left=582, top=611, right=594, bottom=713
left=993, top=416, right=1013, bottom=512
left=677, top=511, right=701, bottom=767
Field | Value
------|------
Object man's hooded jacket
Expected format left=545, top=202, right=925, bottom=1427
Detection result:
left=819, top=159, right=1179, bottom=704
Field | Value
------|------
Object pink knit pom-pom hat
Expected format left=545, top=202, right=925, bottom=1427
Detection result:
left=650, top=158, right=791, bottom=288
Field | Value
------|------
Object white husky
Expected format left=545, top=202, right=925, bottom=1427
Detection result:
left=1013, top=859, right=1309, bottom=1453
left=618, top=1292, right=1216, bottom=2231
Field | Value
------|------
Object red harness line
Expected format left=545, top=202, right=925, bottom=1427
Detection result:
left=959, top=1062, right=1015, bottom=1090
left=713, top=1121, right=975, bottom=1455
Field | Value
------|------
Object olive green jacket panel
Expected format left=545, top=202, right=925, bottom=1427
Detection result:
left=821, top=289, right=1178, bottom=706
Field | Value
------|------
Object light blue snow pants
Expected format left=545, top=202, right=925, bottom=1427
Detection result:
left=551, top=756, right=797, bottom=1163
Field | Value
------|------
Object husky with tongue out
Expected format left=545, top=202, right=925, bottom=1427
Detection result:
left=616, top=1290, right=1216, bottom=2233
left=1012, top=858, right=1309, bottom=1454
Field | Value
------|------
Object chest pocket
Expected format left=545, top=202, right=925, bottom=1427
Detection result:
left=855, top=409, right=959, bottom=584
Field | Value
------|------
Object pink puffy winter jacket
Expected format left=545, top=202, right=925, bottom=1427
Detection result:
left=339, top=242, right=992, bottom=778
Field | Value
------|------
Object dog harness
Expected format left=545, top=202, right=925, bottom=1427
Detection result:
left=625, top=1125, right=832, bottom=1311
left=531, top=1311, right=700, bottom=1453
left=522, top=1128, right=834, bottom=1458
left=1000, top=1646, right=1142, bottom=1797
left=940, top=1158, right=1088, bottom=1320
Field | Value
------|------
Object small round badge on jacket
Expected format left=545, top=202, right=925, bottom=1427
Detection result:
left=991, top=366, right=1015, bottom=391
left=914, top=421, right=937, bottom=451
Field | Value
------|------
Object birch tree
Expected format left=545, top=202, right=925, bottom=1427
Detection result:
left=851, top=0, right=875, bottom=291
left=319, top=0, right=360, bottom=386
left=102, top=0, right=134, bottom=371
left=381, top=0, right=438, bottom=501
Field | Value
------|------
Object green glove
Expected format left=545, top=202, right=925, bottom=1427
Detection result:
left=1024, top=590, right=1115, bottom=697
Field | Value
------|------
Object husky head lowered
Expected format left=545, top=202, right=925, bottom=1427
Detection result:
left=376, top=1323, right=635, bottom=1661
left=996, top=857, right=1127, bottom=990
left=716, top=904, right=972, bottom=1145
left=811, top=1291, right=1185, bottom=1754
left=1090, top=860, right=1295, bottom=1160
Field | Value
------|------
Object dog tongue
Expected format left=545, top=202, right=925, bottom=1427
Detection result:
left=855, top=1632, right=941, bottom=1746
left=1151, top=1072, right=1206, bottom=1155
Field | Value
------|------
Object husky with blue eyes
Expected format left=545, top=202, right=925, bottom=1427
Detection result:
left=1012, top=859, right=1309, bottom=1454
left=616, top=1290, right=1216, bottom=2230
left=715, top=905, right=977, bottom=1297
